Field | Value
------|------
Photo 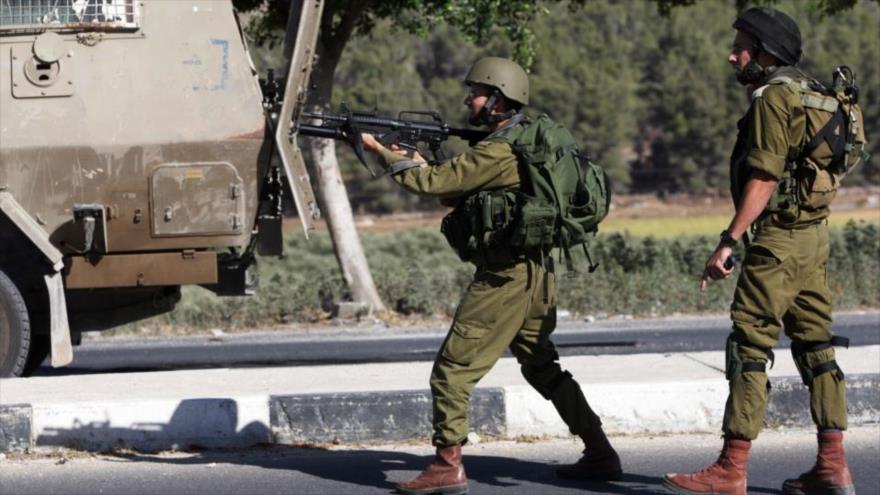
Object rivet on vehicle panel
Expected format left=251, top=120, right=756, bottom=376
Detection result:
left=67, top=81, right=72, bottom=85
left=41, top=91, right=46, bottom=96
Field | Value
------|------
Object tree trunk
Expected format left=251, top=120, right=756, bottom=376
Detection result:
left=304, top=40, right=386, bottom=313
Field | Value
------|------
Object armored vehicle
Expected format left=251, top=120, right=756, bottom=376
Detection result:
left=0, top=0, right=322, bottom=377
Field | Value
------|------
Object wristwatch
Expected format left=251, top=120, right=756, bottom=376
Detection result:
left=719, top=230, right=739, bottom=248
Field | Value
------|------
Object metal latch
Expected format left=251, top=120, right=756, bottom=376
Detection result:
left=72, top=204, right=107, bottom=252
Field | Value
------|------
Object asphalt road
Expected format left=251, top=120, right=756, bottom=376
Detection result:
left=2, top=426, right=878, bottom=495
left=33, top=313, right=880, bottom=375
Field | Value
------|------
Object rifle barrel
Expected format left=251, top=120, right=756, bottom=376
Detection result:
left=296, top=124, right=345, bottom=139
left=299, top=113, right=490, bottom=144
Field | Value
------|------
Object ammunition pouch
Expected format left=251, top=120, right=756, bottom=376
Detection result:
left=508, top=196, right=557, bottom=251
left=764, top=162, right=799, bottom=224
left=790, top=336, right=849, bottom=387
left=441, top=190, right=519, bottom=265
left=796, top=161, right=839, bottom=210
left=725, top=333, right=775, bottom=381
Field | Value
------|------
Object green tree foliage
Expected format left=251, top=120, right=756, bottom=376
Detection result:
left=243, top=0, right=879, bottom=212
left=529, top=2, right=644, bottom=189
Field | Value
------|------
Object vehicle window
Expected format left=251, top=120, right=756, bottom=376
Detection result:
left=0, top=0, right=139, bottom=31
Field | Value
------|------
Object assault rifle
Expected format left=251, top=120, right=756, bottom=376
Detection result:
left=296, top=105, right=490, bottom=176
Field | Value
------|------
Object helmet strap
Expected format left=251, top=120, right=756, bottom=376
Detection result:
left=469, top=89, right=518, bottom=126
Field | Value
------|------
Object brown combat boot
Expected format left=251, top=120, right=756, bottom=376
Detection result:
left=396, top=444, right=468, bottom=495
left=782, top=430, right=855, bottom=495
left=556, top=425, right=623, bottom=481
left=663, top=436, right=750, bottom=495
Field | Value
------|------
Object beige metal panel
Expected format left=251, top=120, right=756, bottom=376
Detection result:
left=65, top=251, right=218, bottom=289
left=277, top=0, right=324, bottom=235
left=6, top=140, right=263, bottom=252
left=149, top=162, right=244, bottom=237
left=0, top=0, right=265, bottom=251
left=1, top=0, right=264, bottom=148
left=9, top=44, right=75, bottom=98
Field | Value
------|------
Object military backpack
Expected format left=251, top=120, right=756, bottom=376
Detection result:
left=441, top=114, right=611, bottom=270
left=763, top=66, right=869, bottom=211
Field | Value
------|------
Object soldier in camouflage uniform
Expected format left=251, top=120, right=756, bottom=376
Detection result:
left=664, top=8, right=855, bottom=495
left=361, top=57, right=621, bottom=495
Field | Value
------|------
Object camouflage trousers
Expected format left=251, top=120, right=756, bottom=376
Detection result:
left=723, top=221, right=847, bottom=440
left=430, top=256, right=602, bottom=446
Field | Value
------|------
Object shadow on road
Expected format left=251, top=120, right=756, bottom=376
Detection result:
left=101, top=446, right=780, bottom=494
left=35, top=397, right=785, bottom=494
left=109, top=446, right=673, bottom=494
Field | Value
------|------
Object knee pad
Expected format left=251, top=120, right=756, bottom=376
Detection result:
left=725, top=332, right=774, bottom=381
left=791, top=336, right=849, bottom=387
left=522, top=360, right=571, bottom=400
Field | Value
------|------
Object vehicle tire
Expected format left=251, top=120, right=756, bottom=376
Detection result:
left=0, top=270, right=31, bottom=378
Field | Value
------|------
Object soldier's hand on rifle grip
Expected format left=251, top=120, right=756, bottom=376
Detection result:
left=390, top=143, right=414, bottom=157
left=390, top=144, right=426, bottom=163
left=360, top=133, right=382, bottom=153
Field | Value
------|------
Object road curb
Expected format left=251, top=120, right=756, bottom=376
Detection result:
left=271, top=389, right=505, bottom=444
left=766, top=373, right=880, bottom=428
left=506, top=373, right=880, bottom=437
left=0, top=404, right=32, bottom=453
left=4, top=374, right=877, bottom=453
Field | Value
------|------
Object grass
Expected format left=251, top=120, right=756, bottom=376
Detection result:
left=600, top=207, right=879, bottom=238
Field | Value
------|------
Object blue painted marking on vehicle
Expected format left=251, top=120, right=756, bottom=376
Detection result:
left=210, top=38, right=229, bottom=91
left=189, top=39, right=229, bottom=92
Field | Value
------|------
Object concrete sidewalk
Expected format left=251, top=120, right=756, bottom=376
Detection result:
left=1, top=346, right=878, bottom=453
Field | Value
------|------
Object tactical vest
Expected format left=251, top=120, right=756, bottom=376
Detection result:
left=441, top=114, right=610, bottom=270
left=759, top=67, right=868, bottom=213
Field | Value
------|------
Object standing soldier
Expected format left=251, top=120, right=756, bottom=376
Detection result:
left=664, top=7, right=856, bottom=495
left=360, top=57, right=621, bottom=495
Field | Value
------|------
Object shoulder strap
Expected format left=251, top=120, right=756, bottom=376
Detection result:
left=751, top=74, right=798, bottom=102
left=512, top=114, right=550, bottom=149
left=777, top=76, right=847, bottom=166
left=800, top=83, right=839, bottom=112
left=485, top=113, right=528, bottom=145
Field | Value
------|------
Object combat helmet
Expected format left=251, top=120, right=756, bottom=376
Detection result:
left=465, top=57, right=529, bottom=106
left=733, top=7, right=802, bottom=66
